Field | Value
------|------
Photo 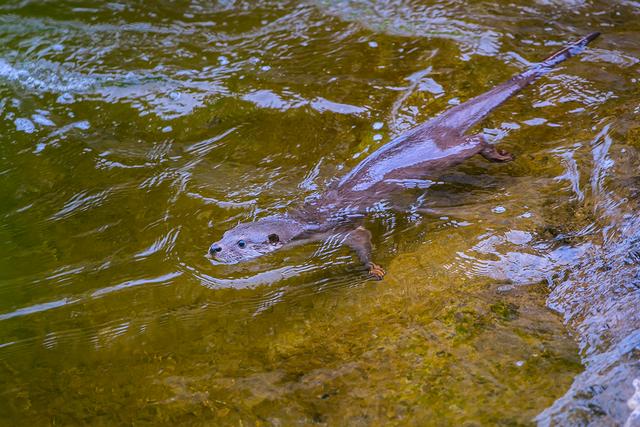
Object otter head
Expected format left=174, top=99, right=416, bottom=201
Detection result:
left=208, top=216, right=306, bottom=264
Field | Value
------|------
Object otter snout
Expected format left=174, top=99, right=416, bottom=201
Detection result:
left=209, top=243, right=222, bottom=256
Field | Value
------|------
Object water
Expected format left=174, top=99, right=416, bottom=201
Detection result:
left=1, top=1, right=639, bottom=425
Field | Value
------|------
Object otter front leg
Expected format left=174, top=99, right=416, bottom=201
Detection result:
left=344, top=226, right=385, bottom=280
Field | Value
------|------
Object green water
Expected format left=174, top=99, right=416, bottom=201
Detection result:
left=1, top=0, right=639, bottom=425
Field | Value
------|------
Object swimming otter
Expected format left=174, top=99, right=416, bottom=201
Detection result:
left=208, top=32, right=600, bottom=279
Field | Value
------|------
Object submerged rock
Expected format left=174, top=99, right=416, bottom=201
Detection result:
left=538, top=213, right=640, bottom=426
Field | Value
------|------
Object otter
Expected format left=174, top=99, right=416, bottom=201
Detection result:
left=208, top=32, right=600, bottom=279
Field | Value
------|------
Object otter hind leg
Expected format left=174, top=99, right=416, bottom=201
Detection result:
left=480, top=145, right=514, bottom=162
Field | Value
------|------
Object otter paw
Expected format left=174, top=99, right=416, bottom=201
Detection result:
left=481, top=146, right=514, bottom=162
left=494, top=148, right=514, bottom=162
left=367, top=263, right=386, bottom=280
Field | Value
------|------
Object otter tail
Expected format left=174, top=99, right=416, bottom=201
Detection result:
left=436, top=32, right=600, bottom=133
left=538, top=32, right=600, bottom=70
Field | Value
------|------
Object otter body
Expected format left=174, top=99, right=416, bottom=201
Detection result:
left=208, top=33, right=600, bottom=279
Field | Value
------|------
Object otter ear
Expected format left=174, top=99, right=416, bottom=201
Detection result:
left=268, top=233, right=280, bottom=244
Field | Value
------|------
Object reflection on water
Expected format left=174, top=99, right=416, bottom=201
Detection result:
left=0, top=0, right=639, bottom=424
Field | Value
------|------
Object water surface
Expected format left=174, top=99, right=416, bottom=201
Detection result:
left=1, top=0, right=639, bottom=425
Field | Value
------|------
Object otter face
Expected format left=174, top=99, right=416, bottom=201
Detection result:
left=208, top=216, right=305, bottom=264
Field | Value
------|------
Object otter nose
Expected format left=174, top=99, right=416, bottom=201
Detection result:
left=209, top=244, right=222, bottom=255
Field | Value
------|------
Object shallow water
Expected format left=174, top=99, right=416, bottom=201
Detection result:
left=1, top=0, right=639, bottom=425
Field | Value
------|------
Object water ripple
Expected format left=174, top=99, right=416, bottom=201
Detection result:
left=314, top=1, right=502, bottom=59
left=50, top=189, right=113, bottom=221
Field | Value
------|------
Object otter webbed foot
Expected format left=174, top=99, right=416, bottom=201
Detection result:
left=481, top=145, right=514, bottom=162
left=367, top=262, right=386, bottom=280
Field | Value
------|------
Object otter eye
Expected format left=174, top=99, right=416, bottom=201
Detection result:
left=237, top=240, right=246, bottom=248
left=268, top=233, right=279, bottom=244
